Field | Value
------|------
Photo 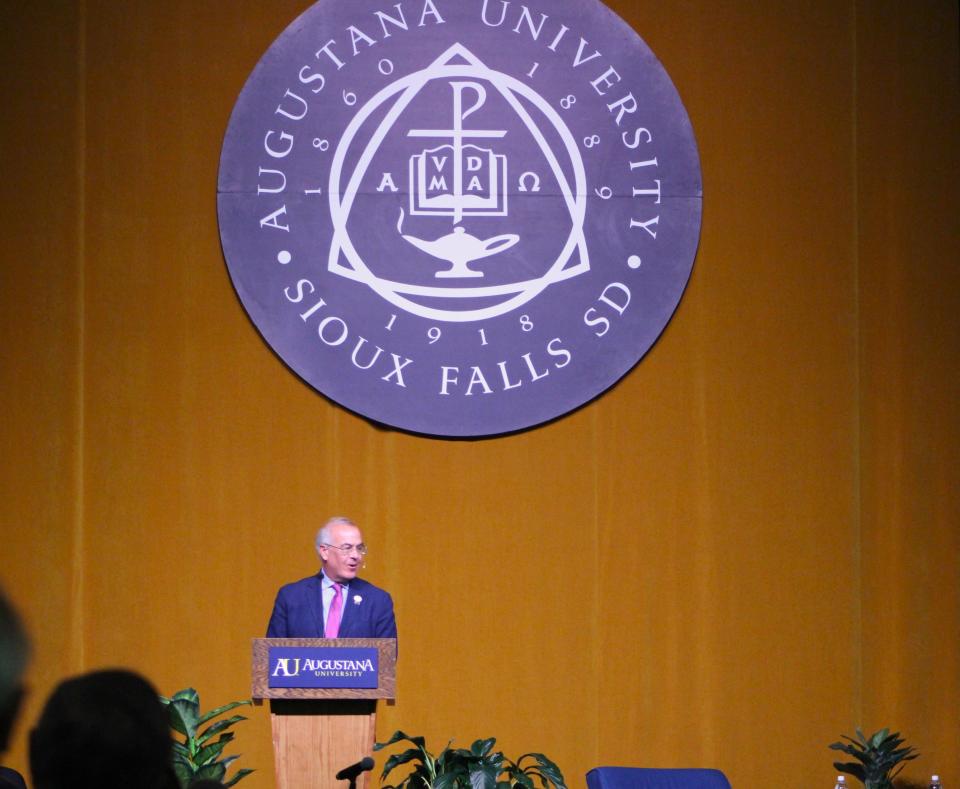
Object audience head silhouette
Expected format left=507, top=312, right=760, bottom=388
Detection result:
left=0, top=589, right=30, bottom=789
left=29, top=669, right=177, bottom=789
left=0, top=588, right=29, bottom=755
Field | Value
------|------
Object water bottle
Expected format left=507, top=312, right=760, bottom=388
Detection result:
left=929, top=775, right=941, bottom=789
left=834, top=776, right=847, bottom=789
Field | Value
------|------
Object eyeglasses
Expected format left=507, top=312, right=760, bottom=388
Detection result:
left=321, top=542, right=368, bottom=556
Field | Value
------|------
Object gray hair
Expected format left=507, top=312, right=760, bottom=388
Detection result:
left=315, top=516, right=357, bottom=550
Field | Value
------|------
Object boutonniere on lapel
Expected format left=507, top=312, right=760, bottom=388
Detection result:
left=353, top=595, right=363, bottom=606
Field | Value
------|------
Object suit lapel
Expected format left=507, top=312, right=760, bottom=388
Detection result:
left=307, top=574, right=324, bottom=637
left=338, top=578, right=364, bottom=636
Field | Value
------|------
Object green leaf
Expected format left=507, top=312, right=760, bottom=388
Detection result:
left=193, top=762, right=227, bottom=783
left=470, top=763, right=499, bottom=789
left=170, top=697, right=200, bottom=739
left=223, top=767, right=254, bottom=787
left=172, top=741, right=191, bottom=759
left=520, top=754, right=566, bottom=789
left=435, top=772, right=462, bottom=789
left=889, top=746, right=917, bottom=760
left=414, top=772, right=435, bottom=789
left=194, top=732, right=235, bottom=766
left=834, top=761, right=867, bottom=781
left=376, top=730, right=428, bottom=750
left=513, top=773, right=535, bottom=789
left=172, top=749, right=194, bottom=766
left=172, top=750, right=196, bottom=769
left=171, top=688, right=201, bottom=705
left=829, top=741, right=855, bottom=752
left=197, top=699, right=253, bottom=727
left=510, top=770, right=534, bottom=789
left=172, top=758, right=195, bottom=788
left=197, top=714, right=249, bottom=746
left=831, top=746, right=871, bottom=765
left=381, top=746, right=429, bottom=780
left=472, top=738, right=497, bottom=757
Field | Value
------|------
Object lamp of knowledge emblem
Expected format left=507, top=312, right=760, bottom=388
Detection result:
left=218, top=0, right=702, bottom=437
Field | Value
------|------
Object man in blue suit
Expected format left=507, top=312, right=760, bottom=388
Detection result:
left=266, top=516, right=397, bottom=640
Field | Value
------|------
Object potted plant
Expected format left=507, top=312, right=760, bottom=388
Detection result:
left=375, top=730, right=567, bottom=789
left=161, top=687, right=254, bottom=788
left=829, top=728, right=919, bottom=789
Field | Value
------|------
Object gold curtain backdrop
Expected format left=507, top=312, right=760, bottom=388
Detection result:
left=1, top=1, right=957, bottom=787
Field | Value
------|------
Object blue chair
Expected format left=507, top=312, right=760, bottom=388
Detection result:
left=587, top=766, right=732, bottom=789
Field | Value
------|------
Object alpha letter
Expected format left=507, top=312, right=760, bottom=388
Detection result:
left=260, top=206, right=290, bottom=232
left=377, top=172, right=399, bottom=192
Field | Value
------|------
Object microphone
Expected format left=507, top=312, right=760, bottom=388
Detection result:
left=336, top=756, right=375, bottom=781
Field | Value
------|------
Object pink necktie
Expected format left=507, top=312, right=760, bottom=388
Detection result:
left=325, top=583, right=343, bottom=638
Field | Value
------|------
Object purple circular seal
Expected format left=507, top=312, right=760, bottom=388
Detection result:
left=218, top=0, right=701, bottom=437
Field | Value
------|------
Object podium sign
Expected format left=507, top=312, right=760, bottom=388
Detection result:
left=252, top=637, right=395, bottom=699
left=267, top=646, right=379, bottom=689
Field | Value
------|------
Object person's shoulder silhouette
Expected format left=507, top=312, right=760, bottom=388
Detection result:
left=0, top=766, right=27, bottom=789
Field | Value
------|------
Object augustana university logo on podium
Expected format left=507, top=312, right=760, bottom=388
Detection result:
left=218, top=0, right=702, bottom=437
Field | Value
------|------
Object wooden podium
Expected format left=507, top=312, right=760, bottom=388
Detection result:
left=252, top=638, right=397, bottom=789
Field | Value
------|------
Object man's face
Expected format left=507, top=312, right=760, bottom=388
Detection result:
left=318, top=523, right=364, bottom=583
